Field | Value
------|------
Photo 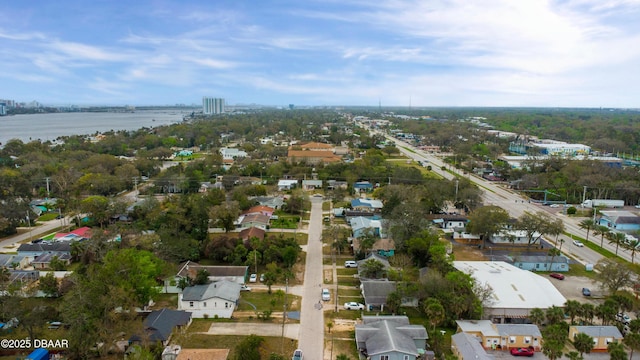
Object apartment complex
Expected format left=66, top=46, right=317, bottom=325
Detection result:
left=202, top=97, right=225, bottom=115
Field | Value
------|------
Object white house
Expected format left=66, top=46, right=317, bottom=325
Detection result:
left=277, top=179, right=299, bottom=191
left=220, top=148, right=248, bottom=160
left=178, top=280, right=241, bottom=318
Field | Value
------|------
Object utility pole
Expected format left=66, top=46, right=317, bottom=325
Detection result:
left=582, top=186, right=587, bottom=206
left=45, top=177, right=50, bottom=198
left=133, top=177, right=139, bottom=200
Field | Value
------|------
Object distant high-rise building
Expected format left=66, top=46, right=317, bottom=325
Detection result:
left=0, top=103, right=6, bottom=116
left=202, top=97, right=225, bottom=115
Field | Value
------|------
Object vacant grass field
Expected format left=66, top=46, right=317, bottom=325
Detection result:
left=174, top=333, right=298, bottom=359
left=237, top=291, right=300, bottom=312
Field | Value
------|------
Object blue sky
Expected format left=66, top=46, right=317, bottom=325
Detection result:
left=2, top=0, right=640, bottom=107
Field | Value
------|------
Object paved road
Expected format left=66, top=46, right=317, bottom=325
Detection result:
left=0, top=218, right=70, bottom=251
left=364, top=124, right=632, bottom=266
left=298, top=197, right=325, bottom=360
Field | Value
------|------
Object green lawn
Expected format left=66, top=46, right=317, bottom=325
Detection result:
left=174, top=334, right=298, bottom=359
left=237, top=290, right=300, bottom=312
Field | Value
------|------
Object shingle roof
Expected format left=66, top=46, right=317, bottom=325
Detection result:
left=451, top=333, right=493, bottom=360
left=239, top=226, right=266, bottom=241
left=356, top=316, right=427, bottom=356
left=181, top=280, right=241, bottom=302
left=495, top=324, right=542, bottom=337
left=143, top=309, right=192, bottom=342
left=574, top=326, right=623, bottom=338
left=362, top=281, right=396, bottom=305
left=17, top=242, right=71, bottom=253
left=177, top=261, right=248, bottom=279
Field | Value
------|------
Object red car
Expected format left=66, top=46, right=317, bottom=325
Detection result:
left=510, top=347, right=535, bottom=357
left=549, top=273, right=565, bottom=280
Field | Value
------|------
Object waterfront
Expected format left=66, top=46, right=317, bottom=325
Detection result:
left=0, top=110, right=193, bottom=145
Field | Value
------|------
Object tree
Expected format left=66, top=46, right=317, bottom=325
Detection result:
left=564, top=351, right=582, bottom=360
left=579, top=303, right=595, bottom=325
left=79, top=195, right=111, bottom=228
left=607, top=231, right=627, bottom=256
left=607, top=342, right=627, bottom=360
left=529, top=308, right=546, bottom=326
left=327, top=321, right=333, bottom=334
left=194, top=269, right=210, bottom=285
left=209, top=201, right=240, bottom=232
left=423, top=298, right=445, bottom=331
left=177, top=277, right=191, bottom=291
left=622, top=238, right=640, bottom=264
left=465, top=205, right=510, bottom=249
left=593, top=225, right=610, bottom=248
left=542, top=340, right=564, bottom=360
left=232, top=334, right=264, bottom=360
left=564, top=300, right=582, bottom=325
left=595, top=301, right=617, bottom=325
left=594, top=259, right=633, bottom=294
left=546, top=306, right=565, bottom=325
left=515, top=211, right=557, bottom=248
left=357, top=229, right=378, bottom=256
left=359, top=258, right=386, bottom=279
left=578, top=219, right=595, bottom=244
left=624, top=332, right=640, bottom=360
left=39, top=272, right=60, bottom=297
left=572, top=332, right=593, bottom=357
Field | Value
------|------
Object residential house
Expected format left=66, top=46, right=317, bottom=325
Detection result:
left=219, top=148, right=248, bottom=160
left=0, top=254, right=29, bottom=270
left=350, top=216, right=384, bottom=238
left=431, top=215, right=468, bottom=230
left=568, top=326, right=623, bottom=352
left=357, top=253, right=390, bottom=280
left=301, top=179, right=323, bottom=190
left=52, top=226, right=92, bottom=241
left=326, top=180, right=348, bottom=190
left=510, top=255, right=570, bottom=272
left=277, top=179, right=299, bottom=191
left=355, top=316, right=428, bottom=360
left=456, top=320, right=543, bottom=351
left=16, top=242, right=71, bottom=261
left=237, top=213, right=270, bottom=230
left=239, top=227, right=266, bottom=242
left=598, top=211, right=640, bottom=231
left=452, top=232, right=481, bottom=245
left=243, top=206, right=275, bottom=218
left=490, top=229, right=542, bottom=245
left=176, top=261, right=248, bottom=284
left=351, top=198, right=383, bottom=212
left=199, top=181, right=224, bottom=192
left=130, top=309, right=192, bottom=346
left=8, top=270, right=39, bottom=287
left=31, top=253, right=71, bottom=269
left=353, top=181, right=374, bottom=193
left=451, top=332, right=492, bottom=360
left=361, top=281, right=396, bottom=311
left=178, top=280, right=241, bottom=318
left=251, top=196, right=285, bottom=209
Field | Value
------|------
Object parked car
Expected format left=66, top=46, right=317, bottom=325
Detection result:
left=259, top=273, right=265, bottom=282
left=249, top=273, right=257, bottom=283
left=573, top=240, right=584, bottom=247
left=240, top=284, right=252, bottom=291
left=344, top=302, right=365, bottom=310
left=292, top=349, right=303, bottom=360
left=344, top=260, right=358, bottom=268
left=322, top=288, right=330, bottom=301
left=510, top=347, right=535, bottom=357
left=549, top=204, right=560, bottom=208
left=617, top=313, right=631, bottom=325
left=582, top=287, right=591, bottom=296
left=549, top=273, right=565, bottom=280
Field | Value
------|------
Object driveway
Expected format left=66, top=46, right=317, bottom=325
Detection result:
left=202, top=322, right=300, bottom=340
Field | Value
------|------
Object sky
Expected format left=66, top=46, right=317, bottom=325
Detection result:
left=1, top=0, right=640, bottom=107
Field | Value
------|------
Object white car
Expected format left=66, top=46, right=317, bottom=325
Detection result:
left=344, top=260, right=357, bottom=268
left=344, top=302, right=365, bottom=310
left=573, top=240, right=584, bottom=247
left=292, top=349, right=303, bottom=360
left=240, top=284, right=251, bottom=291
left=249, top=273, right=257, bottom=283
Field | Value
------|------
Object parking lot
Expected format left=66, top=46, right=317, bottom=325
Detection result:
left=547, top=274, right=602, bottom=304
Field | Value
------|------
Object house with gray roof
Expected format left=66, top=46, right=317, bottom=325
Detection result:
left=355, top=316, right=428, bottom=360
left=130, top=309, right=192, bottom=346
left=569, top=325, right=623, bottom=352
left=509, top=254, right=570, bottom=272
left=456, top=320, right=542, bottom=351
left=451, top=332, right=493, bottom=360
left=598, top=210, right=640, bottom=231
left=361, top=281, right=397, bottom=311
left=31, top=253, right=71, bottom=269
left=178, top=280, right=241, bottom=318
left=16, top=242, right=71, bottom=263
left=0, top=254, right=29, bottom=270
left=251, top=196, right=285, bottom=210
left=176, top=261, right=248, bottom=284
left=357, top=253, right=391, bottom=280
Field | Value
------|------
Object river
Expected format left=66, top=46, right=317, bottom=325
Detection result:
left=0, top=110, right=194, bottom=145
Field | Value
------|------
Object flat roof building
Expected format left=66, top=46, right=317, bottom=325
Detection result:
left=453, top=261, right=566, bottom=323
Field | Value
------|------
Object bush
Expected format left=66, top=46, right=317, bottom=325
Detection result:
left=566, top=206, right=577, bottom=215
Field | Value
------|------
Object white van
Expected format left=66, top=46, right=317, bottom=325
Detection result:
left=322, top=288, right=330, bottom=301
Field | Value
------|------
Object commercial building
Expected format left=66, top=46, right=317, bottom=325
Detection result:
left=452, top=261, right=566, bottom=323
left=202, top=97, right=225, bottom=115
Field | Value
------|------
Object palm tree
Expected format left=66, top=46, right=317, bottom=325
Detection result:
left=624, top=332, right=640, bottom=360
left=546, top=306, right=565, bottom=325
left=529, top=308, right=546, bottom=326
left=593, top=225, right=610, bottom=248
left=622, top=239, right=640, bottom=264
left=564, top=300, right=582, bottom=325
left=607, top=231, right=626, bottom=256
left=547, top=248, right=561, bottom=271
left=579, top=303, right=595, bottom=325
left=578, top=219, right=595, bottom=243
left=572, top=332, right=594, bottom=357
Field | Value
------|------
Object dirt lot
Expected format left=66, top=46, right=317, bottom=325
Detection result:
left=547, top=275, right=603, bottom=304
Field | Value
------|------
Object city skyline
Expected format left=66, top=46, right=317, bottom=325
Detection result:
left=1, top=1, right=640, bottom=107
